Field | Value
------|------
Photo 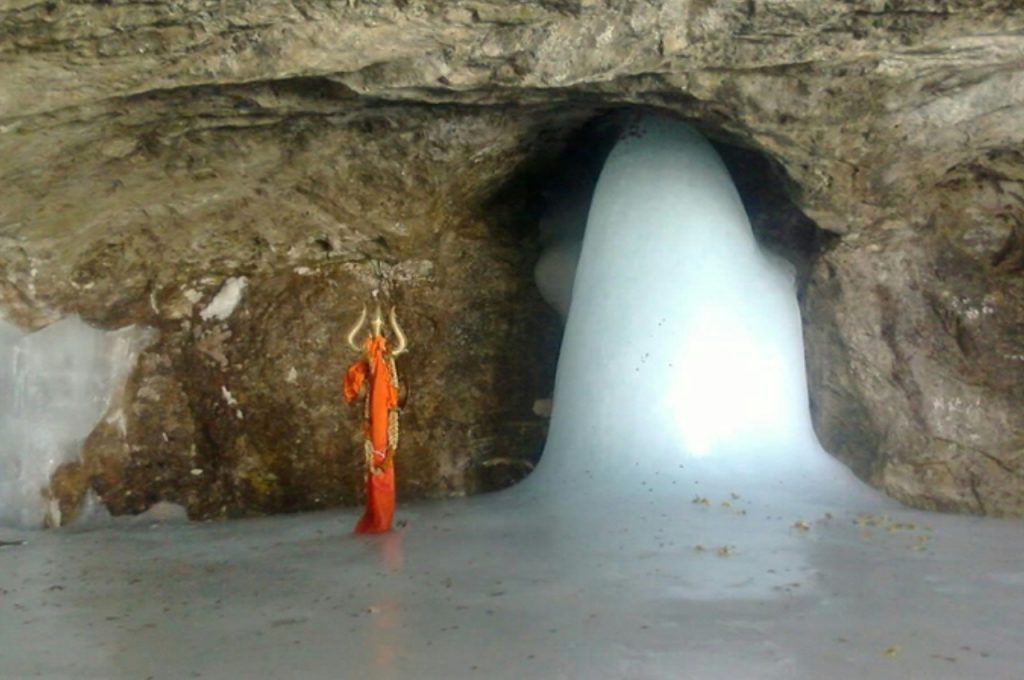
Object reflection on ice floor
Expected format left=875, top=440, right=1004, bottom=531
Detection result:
left=1, top=478, right=1023, bottom=680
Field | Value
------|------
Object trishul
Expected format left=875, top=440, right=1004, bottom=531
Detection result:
left=342, top=304, right=407, bottom=534
left=346, top=305, right=408, bottom=356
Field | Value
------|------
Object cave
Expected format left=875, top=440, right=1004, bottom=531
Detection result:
left=0, top=105, right=843, bottom=525
left=2, top=2, right=1023, bottom=678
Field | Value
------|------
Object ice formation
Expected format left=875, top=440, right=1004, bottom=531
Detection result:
left=534, top=183, right=589, bottom=319
left=0, top=316, right=151, bottom=527
left=530, top=115, right=874, bottom=507
left=534, top=238, right=582, bottom=319
left=200, top=276, right=248, bottom=322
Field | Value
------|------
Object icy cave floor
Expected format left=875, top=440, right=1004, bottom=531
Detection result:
left=2, top=474, right=1023, bottom=680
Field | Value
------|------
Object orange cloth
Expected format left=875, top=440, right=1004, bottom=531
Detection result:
left=343, top=335, right=399, bottom=534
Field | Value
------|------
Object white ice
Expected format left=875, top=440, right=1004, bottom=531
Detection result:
left=0, top=316, right=151, bottom=528
left=199, top=276, right=248, bottom=322
left=534, top=238, right=582, bottom=319
left=1, top=117, right=1021, bottom=679
left=533, top=116, right=874, bottom=509
left=534, top=182, right=588, bottom=319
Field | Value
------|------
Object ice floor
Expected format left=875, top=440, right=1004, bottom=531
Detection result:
left=2, top=477, right=1023, bottom=680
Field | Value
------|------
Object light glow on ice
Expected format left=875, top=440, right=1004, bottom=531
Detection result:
left=0, top=316, right=151, bottom=527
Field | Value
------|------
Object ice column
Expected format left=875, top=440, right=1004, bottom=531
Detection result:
left=532, top=116, right=867, bottom=503
left=0, top=316, right=151, bottom=527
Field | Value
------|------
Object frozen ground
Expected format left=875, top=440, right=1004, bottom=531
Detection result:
left=1, top=480, right=1023, bottom=680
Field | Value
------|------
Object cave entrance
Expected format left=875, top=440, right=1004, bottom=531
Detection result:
left=488, top=109, right=839, bottom=492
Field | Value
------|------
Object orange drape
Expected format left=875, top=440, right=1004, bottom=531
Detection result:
left=343, top=335, right=399, bottom=534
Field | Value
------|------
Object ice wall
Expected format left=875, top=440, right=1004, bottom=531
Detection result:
left=0, top=316, right=151, bottom=528
left=531, top=116, right=872, bottom=506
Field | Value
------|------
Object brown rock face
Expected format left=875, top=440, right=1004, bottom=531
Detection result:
left=1, top=1, right=1022, bottom=518
left=79, top=258, right=557, bottom=520
left=805, top=153, right=1024, bottom=517
left=5, top=100, right=569, bottom=521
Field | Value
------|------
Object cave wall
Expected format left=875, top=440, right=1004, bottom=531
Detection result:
left=805, top=152, right=1024, bottom=517
left=4, top=98, right=572, bottom=522
left=1, top=0, right=1022, bottom=518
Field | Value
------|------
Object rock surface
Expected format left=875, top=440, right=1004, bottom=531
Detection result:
left=1, top=0, right=1021, bottom=518
left=805, top=152, right=1024, bottom=517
